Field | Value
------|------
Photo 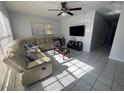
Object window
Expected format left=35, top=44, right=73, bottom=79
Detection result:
left=0, top=11, right=13, bottom=90
left=31, top=22, right=54, bottom=36
left=44, top=24, right=53, bottom=35
left=0, top=11, right=13, bottom=56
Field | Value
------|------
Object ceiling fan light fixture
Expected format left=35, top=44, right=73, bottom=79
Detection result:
left=62, top=12, right=66, bottom=16
left=48, top=2, right=82, bottom=16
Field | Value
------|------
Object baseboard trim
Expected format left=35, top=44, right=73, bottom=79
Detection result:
left=109, top=56, right=124, bottom=63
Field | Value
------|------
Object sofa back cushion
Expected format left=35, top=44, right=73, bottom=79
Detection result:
left=45, top=37, right=53, bottom=43
left=38, top=38, right=46, bottom=44
left=26, top=51, right=38, bottom=61
left=24, top=38, right=37, bottom=46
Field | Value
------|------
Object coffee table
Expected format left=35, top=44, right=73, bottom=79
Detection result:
left=53, top=47, right=70, bottom=60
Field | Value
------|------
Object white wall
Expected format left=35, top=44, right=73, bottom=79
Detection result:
left=91, top=12, right=107, bottom=50
left=8, top=10, right=98, bottom=52
left=109, top=4, right=124, bottom=62
left=9, top=12, right=61, bottom=39
left=60, top=11, right=95, bottom=52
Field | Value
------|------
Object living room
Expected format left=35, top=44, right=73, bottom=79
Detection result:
left=0, top=1, right=124, bottom=91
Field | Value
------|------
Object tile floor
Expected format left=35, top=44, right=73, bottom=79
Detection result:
left=14, top=46, right=124, bottom=91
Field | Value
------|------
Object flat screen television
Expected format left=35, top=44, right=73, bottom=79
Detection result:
left=70, top=25, right=85, bottom=36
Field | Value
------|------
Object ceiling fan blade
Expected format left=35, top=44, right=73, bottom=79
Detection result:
left=57, top=12, right=63, bottom=16
left=67, top=12, right=74, bottom=16
left=69, top=7, right=82, bottom=11
left=48, top=9, right=62, bottom=11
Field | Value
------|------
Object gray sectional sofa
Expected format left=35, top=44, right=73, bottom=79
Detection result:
left=3, top=36, right=55, bottom=86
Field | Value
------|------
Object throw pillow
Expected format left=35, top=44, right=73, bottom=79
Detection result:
left=26, top=52, right=38, bottom=61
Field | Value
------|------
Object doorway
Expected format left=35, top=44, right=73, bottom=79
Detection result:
left=90, top=13, right=120, bottom=57
left=104, top=18, right=119, bottom=47
left=103, top=16, right=119, bottom=55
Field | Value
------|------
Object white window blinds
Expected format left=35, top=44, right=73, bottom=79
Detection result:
left=0, top=11, right=13, bottom=90
left=0, top=11, right=13, bottom=56
left=31, top=22, right=54, bottom=36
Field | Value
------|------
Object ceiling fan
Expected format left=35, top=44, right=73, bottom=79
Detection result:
left=48, top=2, right=82, bottom=16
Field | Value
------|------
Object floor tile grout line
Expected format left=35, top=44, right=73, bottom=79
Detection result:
left=110, top=62, right=118, bottom=90
left=90, top=61, right=108, bottom=90
left=68, top=60, right=98, bottom=90
left=49, top=50, right=97, bottom=91
left=69, top=75, right=85, bottom=90
left=54, top=76, right=67, bottom=90
left=70, top=61, right=107, bottom=91
left=24, top=49, right=120, bottom=91
left=69, top=85, right=80, bottom=91
left=51, top=64, right=86, bottom=91
left=69, top=73, right=85, bottom=90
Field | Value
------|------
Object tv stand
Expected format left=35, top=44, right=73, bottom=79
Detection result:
left=67, top=40, right=83, bottom=51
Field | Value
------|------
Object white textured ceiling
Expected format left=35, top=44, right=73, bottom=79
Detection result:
left=4, top=1, right=123, bottom=20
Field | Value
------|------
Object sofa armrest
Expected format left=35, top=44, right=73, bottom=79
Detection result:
left=22, top=63, right=52, bottom=86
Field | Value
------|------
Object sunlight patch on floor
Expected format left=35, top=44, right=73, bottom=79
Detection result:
left=41, top=70, right=75, bottom=91
left=42, top=50, right=94, bottom=91
left=59, top=74, right=76, bottom=87
left=72, top=69, right=86, bottom=78
left=44, top=81, right=63, bottom=91
left=42, top=76, right=57, bottom=87
left=53, top=54, right=72, bottom=63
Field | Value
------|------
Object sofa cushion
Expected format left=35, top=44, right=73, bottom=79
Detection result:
left=39, top=43, right=54, bottom=51
left=27, top=59, right=44, bottom=69
left=45, top=38, right=53, bottom=43
left=46, top=43, right=55, bottom=48
left=36, top=53, right=51, bottom=62
left=24, top=37, right=37, bottom=46
left=38, top=38, right=46, bottom=44
left=26, top=52, right=38, bottom=61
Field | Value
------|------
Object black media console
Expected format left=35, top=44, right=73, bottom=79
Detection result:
left=67, top=40, right=83, bottom=51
